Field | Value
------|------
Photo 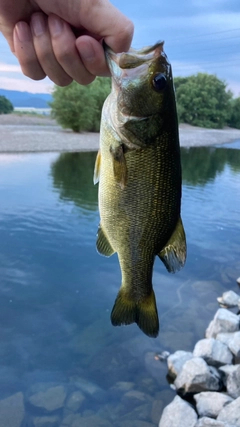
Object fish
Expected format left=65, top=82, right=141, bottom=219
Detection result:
left=94, top=41, right=186, bottom=338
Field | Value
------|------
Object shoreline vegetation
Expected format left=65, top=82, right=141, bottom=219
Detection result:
left=0, top=113, right=240, bottom=153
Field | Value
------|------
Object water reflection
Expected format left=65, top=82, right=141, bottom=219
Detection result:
left=0, top=144, right=240, bottom=426
left=181, top=144, right=240, bottom=185
left=51, top=152, right=98, bottom=211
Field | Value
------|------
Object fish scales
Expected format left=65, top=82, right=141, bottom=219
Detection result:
left=94, top=42, right=186, bottom=337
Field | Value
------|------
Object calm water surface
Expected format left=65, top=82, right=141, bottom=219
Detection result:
left=0, top=143, right=240, bottom=425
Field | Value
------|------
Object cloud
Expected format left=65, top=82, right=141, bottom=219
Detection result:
left=0, top=63, right=21, bottom=72
left=0, top=76, right=53, bottom=93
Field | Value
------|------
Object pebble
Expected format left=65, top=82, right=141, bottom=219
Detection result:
left=65, top=391, right=85, bottom=412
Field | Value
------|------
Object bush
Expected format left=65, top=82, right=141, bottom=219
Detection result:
left=50, top=77, right=111, bottom=132
left=0, top=96, right=14, bottom=114
left=228, top=97, right=240, bottom=129
left=174, top=73, right=232, bottom=128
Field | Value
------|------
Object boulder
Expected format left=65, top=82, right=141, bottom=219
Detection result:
left=167, top=351, right=193, bottom=378
left=226, top=364, right=240, bottom=398
left=215, top=332, right=234, bottom=347
left=228, top=331, right=240, bottom=357
left=194, top=391, right=233, bottom=418
left=195, top=417, right=235, bottom=427
left=193, top=338, right=232, bottom=367
left=217, top=396, right=240, bottom=426
left=206, top=309, right=239, bottom=338
left=174, top=357, right=221, bottom=394
left=158, top=395, right=197, bottom=427
left=217, top=290, right=240, bottom=307
left=218, top=364, right=239, bottom=387
left=0, top=392, right=25, bottom=427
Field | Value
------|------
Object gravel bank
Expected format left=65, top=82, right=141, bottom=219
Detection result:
left=0, top=114, right=240, bottom=153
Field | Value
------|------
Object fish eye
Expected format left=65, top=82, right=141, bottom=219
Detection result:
left=152, top=73, right=167, bottom=92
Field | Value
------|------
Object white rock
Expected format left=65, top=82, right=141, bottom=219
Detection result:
left=216, top=332, right=234, bottom=347
left=195, top=417, right=235, bottom=427
left=193, top=338, right=232, bottom=367
left=174, top=357, right=221, bottom=394
left=0, top=392, right=25, bottom=427
left=228, top=331, right=240, bottom=357
left=236, top=277, right=240, bottom=285
left=217, top=396, right=240, bottom=426
left=158, top=395, right=197, bottom=427
left=194, top=391, right=233, bottom=418
left=28, top=385, right=67, bottom=412
left=167, top=350, right=193, bottom=378
left=226, top=364, right=240, bottom=398
left=206, top=308, right=239, bottom=338
left=219, top=364, right=239, bottom=386
left=217, top=290, right=240, bottom=307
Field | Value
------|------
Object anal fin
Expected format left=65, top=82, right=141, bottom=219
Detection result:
left=96, top=224, right=115, bottom=257
left=158, top=217, right=187, bottom=273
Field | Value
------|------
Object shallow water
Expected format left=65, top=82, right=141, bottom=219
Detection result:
left=0, top=142, right=240, bottom=426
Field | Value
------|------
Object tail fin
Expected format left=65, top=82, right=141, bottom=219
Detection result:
left=111, top=288, right=159, bottom=338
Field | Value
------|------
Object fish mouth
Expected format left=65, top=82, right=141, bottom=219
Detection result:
left=104, top=41, right=167, bottom=83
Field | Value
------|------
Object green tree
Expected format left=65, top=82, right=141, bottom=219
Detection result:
left=228, top=97, right=240, bottom=129
left=50, top=77, right=111, bottom=132
left=174, top=73, right=232, bottom=128
left=0, top=95, right=14, bottom=114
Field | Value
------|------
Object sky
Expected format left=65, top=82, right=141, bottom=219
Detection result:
left=0, top=0, right=240, bottom=95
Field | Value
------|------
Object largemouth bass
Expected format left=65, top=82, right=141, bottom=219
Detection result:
left=94, top=41, right=186, bottom=338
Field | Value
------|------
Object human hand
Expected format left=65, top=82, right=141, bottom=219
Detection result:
left=0, top=0, right=134, bottom=85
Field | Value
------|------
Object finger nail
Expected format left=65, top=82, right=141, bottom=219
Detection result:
left=15, top=22, right=31, bottom=43
left=31, top=14, right=46, bottom=37
left=79, top=44, right=95, bottom=62
left=49, top=15, right=63, bottom=37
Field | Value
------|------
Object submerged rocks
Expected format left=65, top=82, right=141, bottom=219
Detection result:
left=0, top=392, right=25, bottom=427
left=158, top=395, right=197, bottom=427
left=28, top=384, right=67, bottom=412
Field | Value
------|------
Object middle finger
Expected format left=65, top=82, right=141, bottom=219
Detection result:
left=30, top=12, right=72, bottom=86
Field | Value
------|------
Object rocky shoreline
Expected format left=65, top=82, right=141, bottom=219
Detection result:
left=0, top=114, right=240, bottom=152
left=159, top=286, right=240, bottom=427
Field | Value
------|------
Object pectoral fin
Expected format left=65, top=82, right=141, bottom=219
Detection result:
left=110, top=144, right=127, bottom=189
left=96, top=224, right=115, bottom=257
left=93, top=150, right=101, bottom=184
left=158, top=217, right=187, bottom=273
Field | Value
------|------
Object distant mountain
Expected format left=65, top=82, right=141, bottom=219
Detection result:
left=0, top=89, right=52, bottom=108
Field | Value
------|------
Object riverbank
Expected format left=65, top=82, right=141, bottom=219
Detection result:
left=0, top=114, right=240, bottom=152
